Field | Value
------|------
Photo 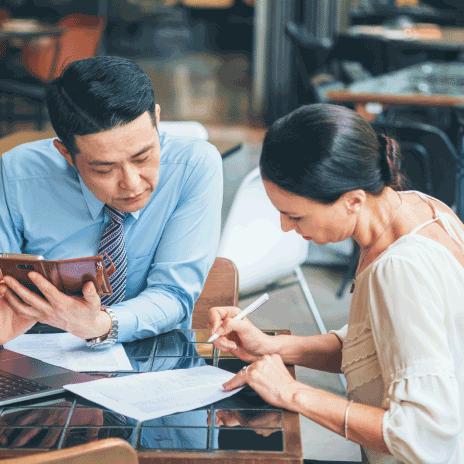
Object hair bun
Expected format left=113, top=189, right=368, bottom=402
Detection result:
left=377, top=134, right=407, bottom=190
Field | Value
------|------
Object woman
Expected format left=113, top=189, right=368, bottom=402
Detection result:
left=210, top=104, right=464, bottom=463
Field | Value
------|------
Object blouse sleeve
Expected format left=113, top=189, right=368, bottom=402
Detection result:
left=329, top=324, right=348, bottom=344
left=367, top=254, right=462, bottom=464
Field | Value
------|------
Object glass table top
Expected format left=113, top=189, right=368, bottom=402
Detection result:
left=0, top=329, right=296, bottom=460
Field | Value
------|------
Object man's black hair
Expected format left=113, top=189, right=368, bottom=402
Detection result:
left=46, top=56, right=156, bottom=159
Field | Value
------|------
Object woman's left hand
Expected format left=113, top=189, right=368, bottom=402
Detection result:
left=222, top=354, right=302, bottom=410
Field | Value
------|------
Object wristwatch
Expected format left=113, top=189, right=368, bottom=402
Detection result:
left=85, top=306, right=118, bottom=349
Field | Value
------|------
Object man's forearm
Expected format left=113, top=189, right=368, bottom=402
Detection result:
left=270, top=333, right=343, bottom=373
left=113, top=285, right=190, bottom=343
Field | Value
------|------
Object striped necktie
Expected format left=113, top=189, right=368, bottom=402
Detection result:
left=98, top=205, right=127, bottom=306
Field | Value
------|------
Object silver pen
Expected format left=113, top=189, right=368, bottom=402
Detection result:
left=208, top=293, right=270, bottom=343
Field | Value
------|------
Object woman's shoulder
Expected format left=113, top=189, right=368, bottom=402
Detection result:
left=403, top=190, right=464, bottom=233
left=354, top=234, right=463, bottom=295
left=377, top=234, right=459, bottom=270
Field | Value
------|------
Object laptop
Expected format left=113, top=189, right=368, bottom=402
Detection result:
left=0, top=346, right=98, bottom=407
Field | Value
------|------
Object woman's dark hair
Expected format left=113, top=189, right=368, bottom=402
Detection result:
left=46, top=56, right=156, bottom=159
left=260, top=104, right=407, bottom=204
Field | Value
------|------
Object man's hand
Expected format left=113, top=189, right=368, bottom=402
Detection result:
left=0, top=284, right=36, bottom=345
left=2, top=272, right=112, bottom=340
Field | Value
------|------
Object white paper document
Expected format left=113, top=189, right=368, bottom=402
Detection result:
left=64, top=365, right=243, bottom=422
left=5, top=333, right=133, bottom=372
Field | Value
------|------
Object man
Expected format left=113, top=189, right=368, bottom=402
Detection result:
left=0, top=56, right=223, bottom=346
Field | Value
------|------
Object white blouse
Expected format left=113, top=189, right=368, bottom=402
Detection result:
left=331, top=191, right=464, bottom=464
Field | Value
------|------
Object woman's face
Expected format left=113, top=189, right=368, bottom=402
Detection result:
left=262, top=179, right=356, bottom=245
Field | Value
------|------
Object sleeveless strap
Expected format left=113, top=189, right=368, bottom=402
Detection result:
left=405, top=190, right=464, bottom=250
left=409, top=217, right=440, bottom=235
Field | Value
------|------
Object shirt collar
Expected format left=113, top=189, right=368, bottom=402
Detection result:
left=78, top=175, right=140, bottom=220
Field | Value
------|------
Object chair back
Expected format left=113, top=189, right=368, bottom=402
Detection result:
left=218, top=167, right=308, bottom=295
left=22, top=14, right=105, bottom=82
left=0, top=9, right=9, bottom=22
left=372, top=120, right=459, bottom=207
left=398, top=142, right=433, bottom=195
left=0, top=9, right=10, bottom=58
left=158, top=121, right=209, bottom=140
left=192, top=257, right=238, bottom=329
left=0, top=438, right=138, bottom=464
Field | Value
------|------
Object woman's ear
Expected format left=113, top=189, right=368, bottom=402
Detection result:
left=344, top=190, right=366, bottom=214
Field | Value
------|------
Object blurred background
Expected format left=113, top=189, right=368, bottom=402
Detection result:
left=1, top=0, right=464, bottom=460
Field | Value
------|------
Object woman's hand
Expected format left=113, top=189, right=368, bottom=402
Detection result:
left=209, top=306, right=274, bottom=363
left=0, top=284, right=36, bottom=345
left=222, top=354, right=305, bottom=410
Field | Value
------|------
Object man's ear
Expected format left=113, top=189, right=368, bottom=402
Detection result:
left=154, top=104, right=161, bottom=127
left=53, top=139, right=74, bottom=167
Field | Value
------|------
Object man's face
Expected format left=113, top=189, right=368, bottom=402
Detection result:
left=55, top=109, right=161, bottom=213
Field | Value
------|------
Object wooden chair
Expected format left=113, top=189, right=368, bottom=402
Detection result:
left=0, top=438, right=138, bottom=464
left=192, top=257, right=239, bottom=329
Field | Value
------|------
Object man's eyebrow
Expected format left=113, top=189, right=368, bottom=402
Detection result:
left=88, top=144, right=154, bottom=166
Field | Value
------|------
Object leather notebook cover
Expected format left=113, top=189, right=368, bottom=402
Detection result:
left=0, top=255, right=114, bottom=296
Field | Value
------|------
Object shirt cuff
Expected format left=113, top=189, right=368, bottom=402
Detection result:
left=111, top=307, right=138, bottom=343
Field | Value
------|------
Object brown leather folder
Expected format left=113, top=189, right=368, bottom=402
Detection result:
left=0, top=254, right=114, bottom=296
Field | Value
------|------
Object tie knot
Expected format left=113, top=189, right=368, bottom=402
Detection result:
left=105, top=205, right=125, bottom=224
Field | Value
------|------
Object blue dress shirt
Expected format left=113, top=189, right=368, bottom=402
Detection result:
left=0, top=131, right=223, bottom=342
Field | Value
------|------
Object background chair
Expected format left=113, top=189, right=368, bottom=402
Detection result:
left=0, top=9, right=10, bottom=59
left=22, top=14, right=105, bottom=82
left=0, top=437, right=138, bottom=464
left=192, top=257, right=239, bottom=329
left=158, top=120, right=209, bottom=140
left=336, top=119, right=461, bottom=298
left=0, top=14, right=105, bottom=134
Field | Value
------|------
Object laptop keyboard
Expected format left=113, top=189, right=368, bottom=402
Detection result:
left=0, top=370, right=50, bottom=400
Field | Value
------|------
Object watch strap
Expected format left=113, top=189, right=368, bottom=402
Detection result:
left=85, top=306, right=118, bottom=348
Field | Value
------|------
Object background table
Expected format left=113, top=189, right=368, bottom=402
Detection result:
left=344, top=25, right=464, bottom=53
left=326, top=61, right=464, bottom=222
left=0, top=328, right=302, bottom=464
left=0, top=24, right=61, bottom=42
